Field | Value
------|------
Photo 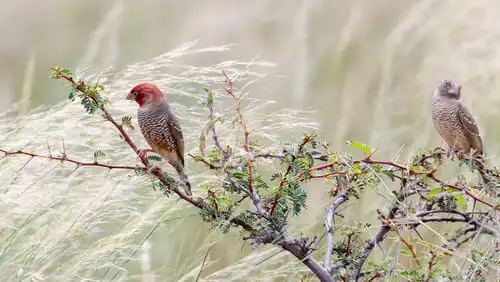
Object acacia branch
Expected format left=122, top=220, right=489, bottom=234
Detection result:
left=323, top=190, right=349, bottom=268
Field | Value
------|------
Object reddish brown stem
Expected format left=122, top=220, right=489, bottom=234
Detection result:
left=367, top=272, right=382, bottom=282
left=208, top=190, right=219, bottom=211
left=384, top=216, right=420, bottom=267
left=0, top=149, right=136, bottom=170
left=424, top=249, right=437, bottom=282
left=223, top=71, right=258, bottom=210
left=345, top=233, right=353, bottom=257
left=310, top=156, right=498, bottom=210
left=309, top=171, right=361, bottom=179
left=428, top=173, right=498, bottom=210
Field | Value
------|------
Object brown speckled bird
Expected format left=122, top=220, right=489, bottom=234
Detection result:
left=127, top=83, right=191, bottom=195
left=431, top=78, right=494, bottom=196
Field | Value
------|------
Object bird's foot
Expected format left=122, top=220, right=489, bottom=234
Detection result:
left=137, top=148, right=154, bottom=160
left=148, top=165, right=162, bottom=174
left=444, top=149, right=459, bottom=160
left=147, top=161, right=168, bottom=174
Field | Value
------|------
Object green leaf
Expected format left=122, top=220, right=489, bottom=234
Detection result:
left=68, top=88, right=76, bottom=100
left=206, top=89, right=214, bottom=107
left=147, top=155, right=162, bottom=162
left=59, top=68, right=72, bottom=76
left=428, top=187, right=443, bottom=200
left=93, top=150, right=106, bottom=162
left=121, top=116, right=133, bottom=128
left=134, top=166, right=146, bottom=176
left=453, top=193, right=467, bottom=211
left=346, top=140, right=372, bottom=156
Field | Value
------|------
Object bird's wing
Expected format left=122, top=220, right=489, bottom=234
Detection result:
left=457, top=102, right=483, bottom=155
left=167, top=116, right=185, bottom=167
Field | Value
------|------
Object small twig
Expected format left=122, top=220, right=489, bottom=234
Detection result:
left=384, top=216, right=420, bottom=267
left=414, top=210, right=497, bottom=236
left=188, top=154, right=219, bottom=169
left=207, top=190, right=219, bottom=211
left=46, top=142, right=52, bottom=157
left=423, top=249, right=437, bottom=282
left=206, top=88, right=230, bottom=163
left=195, top=243, right=214, bottom=282
left=310, top=171, right=360, bottom=179
left=345, top=233, right=353, bottom=257
left=367, top=272, right=382, bottom=282
left=254, top=150, right=331, bottom=162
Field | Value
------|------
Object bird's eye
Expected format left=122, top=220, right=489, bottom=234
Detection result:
left=132, top=92, right=139, bottom=97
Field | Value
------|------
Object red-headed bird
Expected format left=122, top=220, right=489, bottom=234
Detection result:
left=127, top=83, right=192, bottom=195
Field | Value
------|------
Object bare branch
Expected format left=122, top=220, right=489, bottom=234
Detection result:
left=323, top=190, right=349, bottom=269
left=414, top=210, right=498, bottom=236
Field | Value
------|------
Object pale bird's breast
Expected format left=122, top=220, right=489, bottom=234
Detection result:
left=431, top=99, right=470, bottom=151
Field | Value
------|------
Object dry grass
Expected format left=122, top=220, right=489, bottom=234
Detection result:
left=1, top=0, right=500, bottom=281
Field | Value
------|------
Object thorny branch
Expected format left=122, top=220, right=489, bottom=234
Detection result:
left=0, top=149, right=136, bottom=170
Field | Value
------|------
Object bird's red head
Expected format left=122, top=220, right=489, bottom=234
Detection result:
left=127, top=83, right=165, bottom=107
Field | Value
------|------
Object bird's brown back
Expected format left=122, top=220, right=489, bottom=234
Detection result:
left=138, top=100, right=185, bottom=166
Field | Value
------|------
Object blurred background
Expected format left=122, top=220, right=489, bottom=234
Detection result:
left=1, top=0, right=500, bottom=280
left=3, top=0, right=500, bottom=154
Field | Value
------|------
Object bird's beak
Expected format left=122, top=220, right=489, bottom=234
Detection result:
left=448, top=89, right=458, bottom=95
left=126, top=92, right=135, bottom=101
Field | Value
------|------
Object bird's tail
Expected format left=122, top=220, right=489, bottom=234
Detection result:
left=175, top=167, right=192, bottom=196
left=475, top=159, right=497, bottom=198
